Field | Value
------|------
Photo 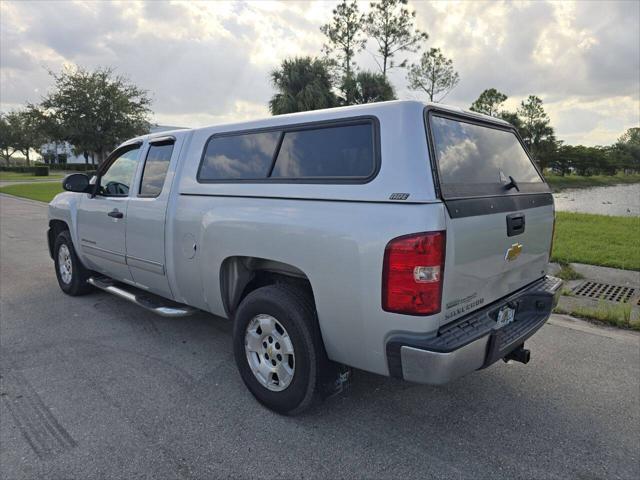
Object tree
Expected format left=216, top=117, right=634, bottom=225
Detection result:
left=470, top=88, right=508, bottom=117
left=614, top=127, right=640, bottom=172
left=0, top=113, right=19, bottom=163
left=269, top=57, right=338, bottom=115
left=498, top=110, right=523, bottom=131
left=558, top=145, right=610, bottom=176
left=365, top=0, right=428, bottom=77
left=618, top=127, right=640, bottom=146
left=20, top=106, right=50, bottom=165
left=29, top=104, right=69, bottom=164
left=341, top=71, right=396, bottom=105
left=40, top=66, right=151, bottom=164
left=407, top=48, right=459, bottom=102
left=517, top=95, right=556, bottom=169
left=0, top=108, right=47, bottom=165
left=548, top=141, right=570, bottom=176
left=320, top=0, right=365, bottom=82
left=549, top=132, right=640, bottom=177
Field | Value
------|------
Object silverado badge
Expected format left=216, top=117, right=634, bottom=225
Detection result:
left=505, top=243, right=523, bottom=262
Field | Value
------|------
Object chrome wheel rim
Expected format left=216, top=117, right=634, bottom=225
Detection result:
left=58, top=244, right=73, bottom=284
left=244, top=314, right=295, bottom=392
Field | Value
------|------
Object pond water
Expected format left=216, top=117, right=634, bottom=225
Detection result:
left=553, top=183, right=640, bottom=216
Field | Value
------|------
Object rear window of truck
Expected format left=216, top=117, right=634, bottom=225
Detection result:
left=197, top=119, right=377, bottom=182
left=429, top=115, right=547, bottom=198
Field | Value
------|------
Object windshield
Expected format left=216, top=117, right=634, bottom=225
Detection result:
left=430, top=115, right=547, bottom=198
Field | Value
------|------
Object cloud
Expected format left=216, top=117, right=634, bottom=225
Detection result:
left=405, top=0, right=639, bottom=145
left=1, top=0, right=638, bottom=145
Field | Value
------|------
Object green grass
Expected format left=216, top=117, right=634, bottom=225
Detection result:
left=554, top=262, right=584, bottom=281
left=545, top=173, right=640, bottom=191
left=552, top=212, right=640, bottom=271
left=555, top=302, right=639, bottom=331
left=0, top=182, right=64, bottom=202
left=0, top=172, right=64, bottom=181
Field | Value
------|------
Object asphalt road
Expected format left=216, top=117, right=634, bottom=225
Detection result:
left=1, top=194, right=639, bottom=480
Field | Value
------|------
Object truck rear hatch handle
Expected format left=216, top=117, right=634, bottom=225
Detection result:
left=506, top=213, right=525, bottom=236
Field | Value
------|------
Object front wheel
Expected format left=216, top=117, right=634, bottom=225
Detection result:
left=233, top=284, right=321, bottom=415
left=53, top=230, right=92, bottom=296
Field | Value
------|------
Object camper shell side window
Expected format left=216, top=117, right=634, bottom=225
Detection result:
left=197, top=116, right=381, bottom=184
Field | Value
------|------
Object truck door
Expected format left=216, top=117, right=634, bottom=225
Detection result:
left=77, top=143, right=142, bottom=282
left=125, top=135, right=182, bottom=299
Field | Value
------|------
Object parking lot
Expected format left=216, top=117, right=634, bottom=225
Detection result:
left=1, top=194, right=639, bottom=479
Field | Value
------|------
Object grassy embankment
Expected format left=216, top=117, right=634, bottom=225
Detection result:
left=545, top=173, right=640, bottom=191
left=0, top=182, right=64, bottom=202
left=551, top=212, right=639, bottom=271
left=0, top=172, right=64, bottom=181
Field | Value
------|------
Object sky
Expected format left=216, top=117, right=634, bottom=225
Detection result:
left=1, top=0, right=638, bottom=146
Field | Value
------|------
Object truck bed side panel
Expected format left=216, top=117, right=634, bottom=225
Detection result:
left=169, top=195, right=446, bottom=375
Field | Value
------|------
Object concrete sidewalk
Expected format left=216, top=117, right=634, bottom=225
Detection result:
left=550, top=262, right=640, bottom=324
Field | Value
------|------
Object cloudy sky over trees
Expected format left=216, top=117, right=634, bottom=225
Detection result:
left=1, top=0, right=638, bottom=146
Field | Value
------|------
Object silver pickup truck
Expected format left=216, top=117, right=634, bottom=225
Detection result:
left=48, top=101, right=561, bottom=414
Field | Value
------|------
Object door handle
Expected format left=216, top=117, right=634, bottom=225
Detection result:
left=108, top=209, right=124, bottom=219
left=506, top=213, right=525, bottom=236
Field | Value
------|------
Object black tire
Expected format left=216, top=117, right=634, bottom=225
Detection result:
left=53, top=230, right=93, bottom=296
left=233, top=284, right=322, bottom=415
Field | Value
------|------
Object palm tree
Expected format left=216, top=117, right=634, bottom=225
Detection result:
left=269, top=57, right=338, bottom=115
left=342, top=71, right=396, bottom=105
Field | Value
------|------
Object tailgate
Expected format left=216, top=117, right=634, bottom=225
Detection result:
left=425, top=110, right=554, bottom=325
left=441, top=199, right=554, bottom=323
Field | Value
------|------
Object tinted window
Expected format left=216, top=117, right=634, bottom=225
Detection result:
left=199, top=131, right=280, bottom=180
left=271, top=123, right=374, bottom=178
left=98, top=146, right=140, bottom=196
left=140, top=141, right=174, bottom=196
left=431, top=116, right=544, bottom=198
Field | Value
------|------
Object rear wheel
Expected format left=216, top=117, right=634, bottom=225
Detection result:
left=54, top=230, right=92, bottom=296
left=233, top=284, right=321, bottom=415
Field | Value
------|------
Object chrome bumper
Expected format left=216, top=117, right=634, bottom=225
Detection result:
left=387, top=275, right=563, bottom=385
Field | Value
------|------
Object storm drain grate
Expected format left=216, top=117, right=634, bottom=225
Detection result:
left=573, top=281, right=636, bottom=303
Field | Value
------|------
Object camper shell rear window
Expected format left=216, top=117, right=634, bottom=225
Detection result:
left=426, top=110, right=549, bottom=199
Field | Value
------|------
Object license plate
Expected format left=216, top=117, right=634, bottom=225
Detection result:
left=496, top=305, right=516, bottom=328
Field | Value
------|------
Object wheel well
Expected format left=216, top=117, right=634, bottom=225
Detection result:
left=48, top=220, right=69, bottom=259
left=220, top=256, right=315, bottom=317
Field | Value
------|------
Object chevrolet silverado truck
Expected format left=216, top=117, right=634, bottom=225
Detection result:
left=48, top=101, right=562, bottom=414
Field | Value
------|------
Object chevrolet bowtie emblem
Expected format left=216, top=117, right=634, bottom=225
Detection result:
left=505, top=243, right=523, bottom=262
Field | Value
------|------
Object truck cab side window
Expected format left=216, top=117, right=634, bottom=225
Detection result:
left=140, top=140, right=174, bottom=197
left=98, top=146, right=141, bottom=197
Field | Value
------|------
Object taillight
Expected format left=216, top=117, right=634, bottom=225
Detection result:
left=382, top=231, right=446, bottom=316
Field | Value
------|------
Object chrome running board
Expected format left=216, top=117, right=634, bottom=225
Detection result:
left=88, top=276, right=197, bottom=318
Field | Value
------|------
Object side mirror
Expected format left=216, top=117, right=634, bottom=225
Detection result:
left=62, top=173, right=90, bottom=193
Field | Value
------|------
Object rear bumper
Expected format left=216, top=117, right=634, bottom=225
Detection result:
left=386, top=275, right=563, bottom=385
